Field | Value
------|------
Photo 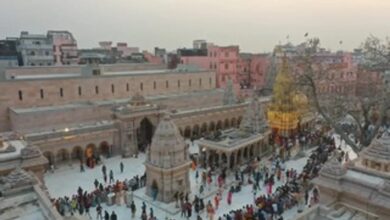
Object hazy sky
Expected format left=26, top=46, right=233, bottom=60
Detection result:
left=1, top=0, right=389, bottom=53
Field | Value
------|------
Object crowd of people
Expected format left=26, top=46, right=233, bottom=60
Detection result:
left=214, top=132, right=337, bottom=220
left=49, top=128, right=348, bottom=220
left=51, top=162, right=147, bottom=220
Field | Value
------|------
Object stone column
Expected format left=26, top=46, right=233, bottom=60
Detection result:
left=52, top=156, right=57, bottom=169
left=226, top=152, right=232, bottom=172
left=240, top=148, right=245, bottom=165
left=220, top=152, right=225, bottom=168
left=204, top=149, right=209, bottom=168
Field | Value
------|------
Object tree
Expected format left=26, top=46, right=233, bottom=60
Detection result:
left=292, top=36, right=388, bottom=153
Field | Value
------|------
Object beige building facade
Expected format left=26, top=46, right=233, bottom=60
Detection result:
left=0, top=63, right=271, bottom=169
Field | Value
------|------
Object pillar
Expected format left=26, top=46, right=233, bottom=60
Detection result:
left=52, top=155, right=57, bottom=168
left=227, top=152, right=231, bottom=169
left=241, top=148, right=245, bottom=164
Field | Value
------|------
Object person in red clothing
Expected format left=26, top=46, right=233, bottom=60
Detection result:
left=214, top=194, right=219, bottom=209
left=227, top=190, right=232, bottom=205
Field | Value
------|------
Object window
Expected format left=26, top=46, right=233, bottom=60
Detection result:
left=225, top=52, right=229, bottom=57
left=199, top=78, right=202, bottom=86
left=45, top=51, right=50, bottom=56
left=225, top=63, right=229, bottom=70
left=214, top=52, right=217, bottom=57
left=178, top=80, right=180, bottom=88
left=18, top=90, right=23, bottom=101
left=140, top=82, right=143, bottom=91
left=30, top=51, right=35, bottom=56
left=95, top=86, right=99, bottom=94
left=189, top=79, right=192, bottom=87
left=153, top=81, right=156, bottom=90
left=214, top=63, right=217, bottom=69
left=166, top=80, right=169, bottom=88
left=209, top=77, right=212, bottom=85
left=40, top=89, right=44, bottom=99
left=60, top=88, right=64, bottom=97
left=126, top=83, right=129, bottom=92
left=92, top=70, right=101, bottom=75
left=111, top=84, right=115, bottom=93
left=78, top=86, right=82, bottom=96
left=209, top=62, right=212, bottom=69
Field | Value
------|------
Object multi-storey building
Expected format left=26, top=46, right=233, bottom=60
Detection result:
left=179, top=42, right=270, bottom=96
left=116, top=42, right=139, bottom=57
left=18, top=31, right=54, bottom=66
left=0, top=38, right=20, bottom=75
left=47, top=30, right=78, bottom=65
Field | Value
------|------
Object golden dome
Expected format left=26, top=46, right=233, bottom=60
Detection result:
left=293, top=92, right=308, bottom=108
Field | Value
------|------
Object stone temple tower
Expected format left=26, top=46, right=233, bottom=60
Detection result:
left=145, top=114, right=191, bottom=203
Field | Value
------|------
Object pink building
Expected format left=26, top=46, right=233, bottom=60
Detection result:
left=47, top=31, right=78, bottom=65
left=248, top=54, right=269, bottom=89
left=116, top=42, right=139, bottom=57
left=180, top=42, right=270, bottom=96
left=180, top=44, right=241, bottom=92
left=143, top=51, right=163, bottom=64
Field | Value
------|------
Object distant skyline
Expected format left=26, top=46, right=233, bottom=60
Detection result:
left=1, top=0, right=390, bottom=53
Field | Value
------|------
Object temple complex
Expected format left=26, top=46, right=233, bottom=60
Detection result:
left=145, top=114, right=191, bottom=202
left=0, top=63, right=274, bottom=169
left=197, top=95, right=270, bottom=169
left=309, top=133, right=390, bottom=219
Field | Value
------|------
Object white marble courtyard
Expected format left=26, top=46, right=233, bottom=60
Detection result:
left=45, top=133, right=359, bottom=220
left=44, top=142, right=317, bottom=220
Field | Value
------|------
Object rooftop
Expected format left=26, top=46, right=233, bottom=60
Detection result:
left=4, top=65, right=210, bottom=81
left=197, top=128, right=268, bottom=151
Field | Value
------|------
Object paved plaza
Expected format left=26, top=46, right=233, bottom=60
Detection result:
left=45, top=140, right=315, bottom=220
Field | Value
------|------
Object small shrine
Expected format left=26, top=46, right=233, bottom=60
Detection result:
left=359, top=133, right=390, bottom=173
left=144, top=114, right=191, bottom=203
left=197, top=95, right=270, bottom=170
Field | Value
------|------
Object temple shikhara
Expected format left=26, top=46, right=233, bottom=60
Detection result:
left=144, top=114, right=191, bottom=203
left=267, top=56, right=312, bottom=157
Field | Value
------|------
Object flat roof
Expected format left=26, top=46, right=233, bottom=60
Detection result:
left=345, top=169, right=384, bottom=186
left=10, top=102, right=94, bottom=114
left=197, top=128, right=268, bottom=151
left=4, top=68, right=212, bottom=81
left=104, top=69, right=171, bottom=76
left=12, top=73, right=81, bottom=80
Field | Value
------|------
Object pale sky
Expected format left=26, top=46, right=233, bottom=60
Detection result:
left=1, top=0, right=389, bottom=53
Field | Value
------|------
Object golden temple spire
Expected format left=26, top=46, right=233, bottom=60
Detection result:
left=271, top=56, right=296, bottom=112
left=267, top=55, right=299, bottom=137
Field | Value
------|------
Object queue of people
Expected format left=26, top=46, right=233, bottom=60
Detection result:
left=52, top=162, right=146, bottom=219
